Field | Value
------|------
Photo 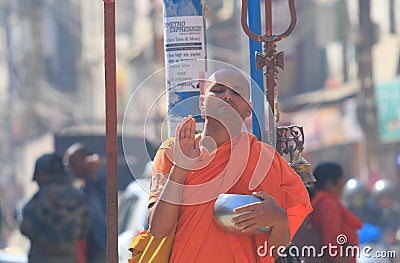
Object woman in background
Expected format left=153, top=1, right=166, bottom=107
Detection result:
left=311, top=162, right=362, bottom=263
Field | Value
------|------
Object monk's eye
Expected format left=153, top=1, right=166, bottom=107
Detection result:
left=232, top=90, right=240, bottom=96
left=211, top=89, right=223, bottom=93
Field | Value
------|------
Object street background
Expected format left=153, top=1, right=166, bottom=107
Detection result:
left=0, top=0, right=399, bottom=260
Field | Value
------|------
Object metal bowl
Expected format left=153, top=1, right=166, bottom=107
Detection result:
left=213, top=193, right=271, bottom=234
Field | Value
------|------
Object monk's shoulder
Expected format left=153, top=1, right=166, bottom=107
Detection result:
left=251, top=140, right=279, bottom=159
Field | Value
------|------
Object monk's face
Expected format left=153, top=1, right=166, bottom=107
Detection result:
left=202, top=68, right=252, bottom=123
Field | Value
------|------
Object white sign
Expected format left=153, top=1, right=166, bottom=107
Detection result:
left=164, top=16, right=206, bottom=93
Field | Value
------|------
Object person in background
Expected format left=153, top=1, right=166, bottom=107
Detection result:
left=342, top=178, right=381, bottom=244
left=20, top=153, right=89, bottom=263
left=342, top=178, right=379, bottom=225
left=371, top=179, right=400, bottom=247
left=310, top=162, right=362, bottom=263
left=63, top=143, right=107, bottom=263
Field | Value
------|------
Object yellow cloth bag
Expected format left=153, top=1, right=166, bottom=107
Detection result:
left=128, top=226, right=175, bottom=263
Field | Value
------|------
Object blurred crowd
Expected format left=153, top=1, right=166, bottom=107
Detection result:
left=0, top=175, right=23, bottom=248
left=292, top=162, right=400, bottom=263
left=343, top=177, right=400, bottom=248
left=1, top=153, right=399, bottom=262
left=0, top=143, right=107, bottom=263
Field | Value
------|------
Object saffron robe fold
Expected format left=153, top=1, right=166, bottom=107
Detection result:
left=149, top=132, right=312, bottom=263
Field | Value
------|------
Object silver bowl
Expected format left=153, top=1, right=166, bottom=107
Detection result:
left=213, top=193, right=272, bottom=234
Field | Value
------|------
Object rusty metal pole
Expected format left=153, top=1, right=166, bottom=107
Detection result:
left=241, top=0, right=296, bottom=142
left=103, top=0, right=118, bottom=262
left=264, top=0, right=274, bottom=116
left=263, top=0, right=277, bottom=144
left=241, top=0, right=316, bottom=185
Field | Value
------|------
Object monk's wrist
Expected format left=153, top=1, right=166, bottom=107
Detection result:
left=271, top=208, right=288, bottom=227
left=169, top=165, right=189, bottom=184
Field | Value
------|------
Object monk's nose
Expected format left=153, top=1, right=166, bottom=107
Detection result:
left=223, top=89, right=233, bottom=101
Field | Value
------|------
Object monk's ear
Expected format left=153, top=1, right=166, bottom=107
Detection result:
left=246, top=102, right=253, bottom=118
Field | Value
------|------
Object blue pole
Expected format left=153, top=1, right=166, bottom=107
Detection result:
left=248, top=0, right=265, bottom=142
left=163, top=0, right=206, bottom=137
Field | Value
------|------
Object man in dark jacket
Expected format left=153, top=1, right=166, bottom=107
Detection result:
left=20, top=153, right=90, bottom=263
left=64, top=143, right=107, bottom=263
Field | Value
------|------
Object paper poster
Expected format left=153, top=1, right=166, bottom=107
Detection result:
left=164, top=16, right=206, bottom=93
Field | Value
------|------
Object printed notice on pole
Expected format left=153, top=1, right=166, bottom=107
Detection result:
left=164, top=16, right=206, bottom=93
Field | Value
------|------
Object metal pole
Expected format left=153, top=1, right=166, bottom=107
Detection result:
left=103, top=0, right=118, bottom=262
left=163, top=0, right=206, bottom=137
left=263, top=0, right=277, bottom=144
left=241, top=0, right=316, bottom=185
left=241, top=0, right=297, bottom=144
left=264, top=0, right=274, bottom=115
left=248, top=0, right=265, bottom=141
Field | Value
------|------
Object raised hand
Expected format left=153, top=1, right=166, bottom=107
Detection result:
left=173, top=115, right=201, bottom=170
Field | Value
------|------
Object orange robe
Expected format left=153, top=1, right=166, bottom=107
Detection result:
left=149, top=132, right=312, bottom=263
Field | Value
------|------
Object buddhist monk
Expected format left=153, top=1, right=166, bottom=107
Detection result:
left=135, top=67, right=312, bottom=263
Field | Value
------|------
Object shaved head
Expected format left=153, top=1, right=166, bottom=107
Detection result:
left=205, top=68, right=250, bottom=101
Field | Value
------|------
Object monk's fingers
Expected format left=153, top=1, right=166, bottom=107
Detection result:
left=175, top=123, right=183, bottom=140
left=177, top=116, right=195, bottom=138
left=234, top=204, right=281, bottom=227
left=233, top=202, right=262, bottom=214
left=241, top=223, right=259, bottom=233
left=181, top=115, right=195, bottom=139
left=233, top=213, right=272, bottom=232
left=232, top=193, right=285, bottom=228
left=252, top=191, right=275, bottom=203
left=232, top=192, right=277, bottom=214
left=194, top=136, right=201, bottom=151
left=176, top=117, right=188, bottom=140
left=233, top=218, right=258, bottom=232
left=183, top=116, right=192, bottom=138
left=188, top=115, right=195, bottom=137
left=181, top=117, right=192, bottom=139
left=232, top=208, right=265, bottom=224
left=174, top=124, right=185, bottom=152
left=231, top=210, right=252, bottom=225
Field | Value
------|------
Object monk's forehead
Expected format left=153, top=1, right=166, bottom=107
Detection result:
left=206, top=68, right=250, bottom=100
